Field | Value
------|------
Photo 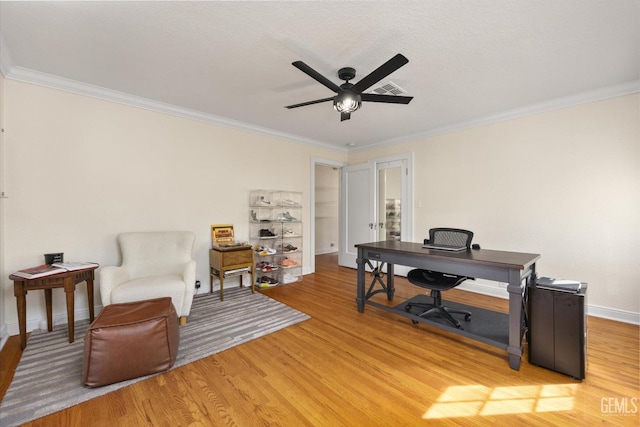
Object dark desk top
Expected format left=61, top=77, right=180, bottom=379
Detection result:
left=355, top=240, right=540, bottom=270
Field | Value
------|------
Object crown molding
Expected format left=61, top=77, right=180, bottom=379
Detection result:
left=352, top=79, right=640, bottom=152
left=1, top=35, right=636, bottom=154
left=0, top=44, right=347, bottom=153
left=0, top=34, right=15, bottom=78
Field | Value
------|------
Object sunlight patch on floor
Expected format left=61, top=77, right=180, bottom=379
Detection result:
left=423, top=384, right=578, bottom=419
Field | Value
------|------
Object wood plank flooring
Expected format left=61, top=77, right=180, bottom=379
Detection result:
left=1, top=253, right=638, bottom=426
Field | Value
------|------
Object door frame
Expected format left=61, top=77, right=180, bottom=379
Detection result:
left=375, top=155, right=413, bottom=246
left=310, top=157, right=346, bottom=274
left=338, top=152, right=414, bottom=272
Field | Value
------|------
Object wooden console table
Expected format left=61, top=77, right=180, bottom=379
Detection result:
left=209, top=246, right=255, bottom=300
left=10, top=265, right=98, bottom=350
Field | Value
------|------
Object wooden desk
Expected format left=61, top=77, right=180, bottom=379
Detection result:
left=209, top=246, right=255, bottom=300
left=355, top=240, right=540, bottom=370
left=10, top=266, right=98, bottom=350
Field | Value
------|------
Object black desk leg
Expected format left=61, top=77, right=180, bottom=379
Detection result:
left=386, top=263, right=395, bottom=301
left=506, top=268, right=525, bottom=370
left=356, top=253, right=366, bottom=312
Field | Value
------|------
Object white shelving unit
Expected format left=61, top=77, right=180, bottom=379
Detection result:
left=385, top=198, right=401, bottom=240
left=249, top=190, right=303, bottom=287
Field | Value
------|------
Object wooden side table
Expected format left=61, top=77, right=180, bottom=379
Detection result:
left=209, top=246, right=255, bottom=300
left=10, top=265, right=98, bottom=350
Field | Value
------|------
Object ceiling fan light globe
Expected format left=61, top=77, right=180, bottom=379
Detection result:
left=333, top=92, right=362, bottom=113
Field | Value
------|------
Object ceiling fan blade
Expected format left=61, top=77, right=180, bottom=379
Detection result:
left=340, top=112, right=351, bottom=122
left=351, top=54, right=409, bottom=93
left=292, top=61, right=342, bottom=93
left=360, top=93, right=413, bottom=104
left=285, top=97, right=334, bottom=109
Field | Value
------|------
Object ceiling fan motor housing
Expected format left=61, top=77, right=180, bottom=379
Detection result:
left=338, top=67, right=356, bottom=82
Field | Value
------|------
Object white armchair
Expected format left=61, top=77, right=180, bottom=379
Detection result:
left=99, top=231, right=196, bottom=325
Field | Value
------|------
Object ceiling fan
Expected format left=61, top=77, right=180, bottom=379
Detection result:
left=285, top=53, right=413, bottom=121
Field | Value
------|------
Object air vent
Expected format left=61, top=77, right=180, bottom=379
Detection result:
left=368, top=81, right=407, bottom=96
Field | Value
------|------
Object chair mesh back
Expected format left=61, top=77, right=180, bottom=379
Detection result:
left=430, top=229, right=473, bottom=248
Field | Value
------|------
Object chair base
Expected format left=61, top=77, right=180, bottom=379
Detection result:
left=405, top=301, right=471, bottom=329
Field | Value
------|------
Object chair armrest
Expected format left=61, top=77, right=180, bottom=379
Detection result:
left=99, top=266, right=130, bottom=306
left=181, top=260, right=197, bottom=312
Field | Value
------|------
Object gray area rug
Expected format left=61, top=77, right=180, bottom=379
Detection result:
left=396, top=294, right=509, bottom=345
left=0, top=288, right=309, bottom=426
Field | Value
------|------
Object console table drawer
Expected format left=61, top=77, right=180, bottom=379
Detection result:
left=224, top=250, right=253, bottom=266
left=209, top=248, right=254, bottom=268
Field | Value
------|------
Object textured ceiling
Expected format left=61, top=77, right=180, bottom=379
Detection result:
left=1, top=1, right=638, bottom=151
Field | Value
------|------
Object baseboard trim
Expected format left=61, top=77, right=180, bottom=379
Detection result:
left=316, top=248, right=338, bottom=255
left=0, top=323, right=8, bottom=352
left=458, top=282, right=640, bottom=325
left=586, top=304, right=640, bottom=325
left=4, top=306, right=104, bottom=338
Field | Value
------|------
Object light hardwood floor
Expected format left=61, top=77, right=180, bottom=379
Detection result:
left=1, top=254, right=638, bottom=426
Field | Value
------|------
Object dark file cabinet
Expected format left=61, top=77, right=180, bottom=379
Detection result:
left=528, top=284, right=587, bottom=379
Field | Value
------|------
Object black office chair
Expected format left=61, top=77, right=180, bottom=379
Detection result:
left=405, top=228, right=475, bottom=328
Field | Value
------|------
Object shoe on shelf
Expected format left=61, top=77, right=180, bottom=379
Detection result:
left=275, top=213, right=291, bottom=221
left=283, top=199, right=299, bottom=206
left=256, top=261, right=279, bottom=272
left=283, top=212, right=297, bottom=221
left=259, top=229, right=277, bottom=237
left=282, top=273, right=298, bottom=284
left=280, top=258, right=298, bottom=267
left=256, top=196, right=271, bottom=206
left=253, top=210, right=272, bottom=221
left=255, top=246, right=276, bottom=256
left=283, top=229, right=296, bottom=237
left=257, top=276, right=279, bottom=287
left=279, top=243, right=297, bottom=253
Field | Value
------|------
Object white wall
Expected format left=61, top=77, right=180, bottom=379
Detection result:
left=1, top=76, right=637, bottom=342
left=0, top=78, right=346, bottom=337
left=0, top=75, right=6, bottom=347
left=349, top=94, right=640, bottom=321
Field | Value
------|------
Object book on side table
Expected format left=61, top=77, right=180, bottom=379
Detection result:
left=12, top=264, right=66, bottom=279
left=52, top=261, right=100, bottom=271
left=13, top=262, right=99, bottom=279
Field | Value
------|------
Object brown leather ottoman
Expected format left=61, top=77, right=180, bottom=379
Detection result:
left=83, top=297, right=179, bottom=388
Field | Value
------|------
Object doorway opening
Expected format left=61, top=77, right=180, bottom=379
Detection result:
left=338, top=153, right=413, bottom=275
left=310, top=157, right=345, bottom=273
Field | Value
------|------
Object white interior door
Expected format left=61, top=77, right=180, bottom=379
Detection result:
left=339, top=162, right=375, bottom=268
left=376, top=157, right=412, bottom=276
left=339, top=153, right=413, bottom=272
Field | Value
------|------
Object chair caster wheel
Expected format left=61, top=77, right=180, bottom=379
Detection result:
left=411, top=319, right=418, bottom=324
left=465, top=314, right=471, bottom=321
